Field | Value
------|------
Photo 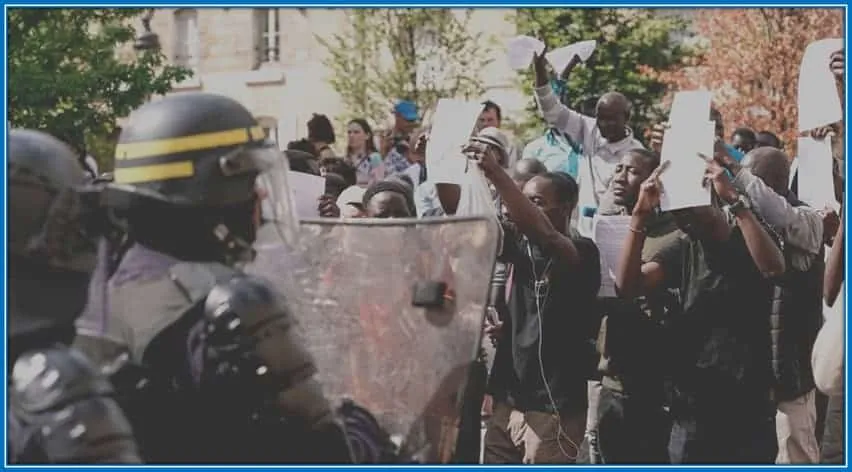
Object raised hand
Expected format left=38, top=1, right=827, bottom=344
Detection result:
left=634, top=160, right=670, bottom=218
left=700, top=151, right=739, bottom=204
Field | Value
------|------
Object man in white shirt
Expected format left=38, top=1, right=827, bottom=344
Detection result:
left=531, top=53, right=644, bottom=238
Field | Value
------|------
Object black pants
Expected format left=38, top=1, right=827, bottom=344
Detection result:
left=596, top=386, right=671, bottom=464
left=668, top=410, right=777, bottom=464
left=452, top=358, right=487, bottom=463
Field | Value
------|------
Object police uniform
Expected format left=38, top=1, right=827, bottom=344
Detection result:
left=8, top=129, right=141, bottom=464
left=73, top=93, right=381, bottom=463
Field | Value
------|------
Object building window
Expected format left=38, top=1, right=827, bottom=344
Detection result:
left=173, top=9, right=199, bottom=70
left=254, top=9, right=280, bottom=67
left=257, top=116, right=279, bottom=144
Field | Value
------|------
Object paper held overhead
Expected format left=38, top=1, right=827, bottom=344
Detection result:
left=506, top=35, right=546, bottom=70
left=658, top=90, right=715, bottom=212
left=798, top=38, right=844, bottom=132
left=545, top=40, right=597, bottom=75
left=668, top=89, right=713, bottom=126
left=658, top=121, right=715, bottom=212
left=797, top=136, right=839, bottom=211
left=425, top=99, right=485, bottom=185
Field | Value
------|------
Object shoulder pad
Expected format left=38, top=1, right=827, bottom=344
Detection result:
left=11, top=347, right=113, bottom=414
left=204, top=275, right=294, bottom=332
left=10, top=347, right=142, bottom=463
left=168, top=261, right=238, bottom=305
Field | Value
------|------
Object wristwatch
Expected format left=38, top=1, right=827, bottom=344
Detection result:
left=724, top=194, right=751, bottom=216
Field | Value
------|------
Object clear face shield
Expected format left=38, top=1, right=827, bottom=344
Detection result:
left=220, top=139, right=301, bottom=251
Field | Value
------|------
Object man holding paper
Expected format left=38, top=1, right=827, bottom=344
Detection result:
left=615, top=149, right=786, bottom=462
left=532, top=50, right=645, bottom=239
left=467, top=134, right=601, bottom=464
left=591, top=148, right=681, bottom=464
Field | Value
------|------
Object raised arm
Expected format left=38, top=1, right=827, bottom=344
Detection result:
left=731, top=167, right=824, bottom=254
left=615, top=163, right=670, bottom=298
left=532, top=53, right=593, bottom=145
left=704, top=154, right=786, bottom=279
left=474, top=143, right=580, bottom=266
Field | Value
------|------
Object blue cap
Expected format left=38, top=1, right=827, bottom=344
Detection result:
left=394, top=100, right=419, bottom=122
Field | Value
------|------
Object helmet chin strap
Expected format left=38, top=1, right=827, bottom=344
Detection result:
left=213, top=223, right=256, bottom=268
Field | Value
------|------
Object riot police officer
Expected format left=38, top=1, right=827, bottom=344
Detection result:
left=73, top=93, right=375, bottom=463
left=8, top=129, right=141, bottom=464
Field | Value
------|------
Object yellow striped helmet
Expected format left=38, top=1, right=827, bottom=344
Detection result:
left=108, top=93, right=282, bottom=209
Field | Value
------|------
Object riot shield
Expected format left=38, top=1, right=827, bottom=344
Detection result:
left=249, top=216, right=500, bottom=463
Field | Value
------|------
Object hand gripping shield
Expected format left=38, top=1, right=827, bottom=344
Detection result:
left=249, top=216, right=500, bottom=463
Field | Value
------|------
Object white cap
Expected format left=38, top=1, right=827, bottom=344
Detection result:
left=336, top=185, right=367, bottom=209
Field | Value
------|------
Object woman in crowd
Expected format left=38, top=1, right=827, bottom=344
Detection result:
left=345, top=118, right=386, bottom=187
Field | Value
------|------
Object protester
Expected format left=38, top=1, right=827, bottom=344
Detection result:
left=320, top=157, right=358, bottom=188
left=345, top=118, right=385, bottom=187
left=756, top=130, right=783, bottom=149
left=811, top=46, right=845, bottom=466
left=616, top=151, right=785, bottom=463
left=592, top=148, right=680, bottom=464
left=478, top=100, right=520, bottom=166
left=362, top=179, right=416, bottom=218
left=382, top=100, right=419, bottom=174
left=531, top=52, right=644, bottom=239
left=469, top=131, right=601, bottom=464
left=731, top=127, right=757, bottom=154
left=307, top=113, right=337, bottom=158
left=717, top=145, right=831, bottom=464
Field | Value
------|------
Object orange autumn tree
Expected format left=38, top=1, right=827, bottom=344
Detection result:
left=648, top=8, right=843, bottom=154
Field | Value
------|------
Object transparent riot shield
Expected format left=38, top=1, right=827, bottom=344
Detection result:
left=249, top=216, right=500, bottom=463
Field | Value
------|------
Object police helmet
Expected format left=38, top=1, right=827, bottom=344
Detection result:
left=9, top=129, right=99, bottom=337
left=107, top=93, right=283, bottom=210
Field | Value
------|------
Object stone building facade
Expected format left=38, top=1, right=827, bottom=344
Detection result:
left=141, top=8, right=526, bottom=150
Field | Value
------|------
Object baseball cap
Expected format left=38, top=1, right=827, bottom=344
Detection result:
left=394, top=100, right=419, bottom=122
left=471, top=127, right=510, bottom=157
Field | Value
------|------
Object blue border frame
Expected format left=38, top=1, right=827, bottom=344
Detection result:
left=2, top=3, right=849, bottom=471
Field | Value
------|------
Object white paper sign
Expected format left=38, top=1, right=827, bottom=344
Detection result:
left=426, top=99, right=484, bottom=185
left=592, top=214, right=632, bottom=298
left=658, top=90, right=715, bottom=212
left=288, top=170, right=326, bottom=218
left=659, top=121, right=715, bottom=212
left=797, top=136, right=839, bottom=211
left=545, top=40, right=597, bottom=75
left=798, top=38, right=844, bottom=132
left=506, top=35, right=546, bottom=70
left=669, top=89, right=713, bottom=126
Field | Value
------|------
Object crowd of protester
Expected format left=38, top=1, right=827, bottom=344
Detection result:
left=7, top=36, right=845, bottom=465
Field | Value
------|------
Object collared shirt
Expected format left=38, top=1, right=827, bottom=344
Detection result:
left=384, top=148, right=411, bottom=175
left=535, top=85, right=645, bottom=237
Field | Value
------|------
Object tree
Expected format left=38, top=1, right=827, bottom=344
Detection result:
left=649, top=8, right=843, bottom=154
left=318, top=9, right=495, bottom=129
left=512, top=9, right=694, bottom=143
left=8, top=9, right=191, bottom=168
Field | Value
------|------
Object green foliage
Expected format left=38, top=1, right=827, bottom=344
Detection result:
left=318, top=9, right=495, bottom=129
left=512, top=9, right=694, bottom=142
left=8, top=8, right=191, bottom=168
